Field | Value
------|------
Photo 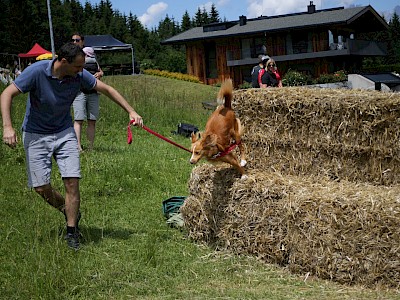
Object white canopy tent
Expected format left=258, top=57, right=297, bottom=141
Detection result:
left=84, top=35, right=135, bottom=74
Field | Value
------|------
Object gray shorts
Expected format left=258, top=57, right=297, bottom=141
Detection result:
left=73, top=91, right=99, bottom=121
left=23, top=127, right=81, bottom=188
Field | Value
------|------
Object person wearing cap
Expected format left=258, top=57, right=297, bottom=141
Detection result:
left=72, top=44, right=104, bottom=151
left=251, top=55, right=269, bottom=88
left=71, top=33, right=104, bottom=80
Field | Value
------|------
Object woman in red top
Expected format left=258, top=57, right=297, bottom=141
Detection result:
left=258, top=58, right=283, bottom=88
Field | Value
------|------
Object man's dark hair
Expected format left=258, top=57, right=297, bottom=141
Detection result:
left=57, top=43, right=85, bottom=63
left=72, top=32, right=84, bottom=41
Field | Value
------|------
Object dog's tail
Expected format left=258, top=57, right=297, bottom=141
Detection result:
left=217, top=79, right=233, bottom=109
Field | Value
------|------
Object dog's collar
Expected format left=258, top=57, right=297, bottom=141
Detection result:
left=211, top=140, right=241, bottom=159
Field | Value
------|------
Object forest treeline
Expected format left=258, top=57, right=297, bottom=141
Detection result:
left=0, top=0, right=222, bottom=72
left=1, top=0, right=399, bottom=74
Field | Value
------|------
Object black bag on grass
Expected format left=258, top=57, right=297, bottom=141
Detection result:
left=175, top=123, right=199, bottom=138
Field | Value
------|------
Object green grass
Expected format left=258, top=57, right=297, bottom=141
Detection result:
left=1, top=75, right=399, bottom=299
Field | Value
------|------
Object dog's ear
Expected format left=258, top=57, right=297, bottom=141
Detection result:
left=204, top=134, right=218, bottom=147
left=191, top=131, right=201, bottom=143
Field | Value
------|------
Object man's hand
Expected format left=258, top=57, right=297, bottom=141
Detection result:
left=3, top=125, right=17, bottom=148
left=129, top=111, right=143, bottom=127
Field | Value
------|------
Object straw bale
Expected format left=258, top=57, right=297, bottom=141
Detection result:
left=232, top=87, right=400, bottom=185
left=182, top=164, right=400, bottom=287
left=183, top=87, right=400, bottom=287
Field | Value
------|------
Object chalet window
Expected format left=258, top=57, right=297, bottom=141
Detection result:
left=241, top=39, right=252, bottom=59
left=254, top=37, right=266, bottom=57
left=292, top=31, right=309, bottom=54
left=205, top=42, right=217, bottom=79
left=241, top=37, right=266, bottom=59
left=329, top=30, right=334, bottom=44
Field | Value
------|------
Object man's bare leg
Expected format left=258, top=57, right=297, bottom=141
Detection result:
left=87, top=120, right=96, bottom=150
left=63, top=177, right=80, bottom=228
left=34, top=184, right=65, bottom=212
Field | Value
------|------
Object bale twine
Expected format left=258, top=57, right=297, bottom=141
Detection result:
left=183, top=87, right=400, bottom=287
left=182, top=164, right=400, bottom=287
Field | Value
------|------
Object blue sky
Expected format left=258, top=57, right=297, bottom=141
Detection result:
left=80, top=0, right=399, bottom=28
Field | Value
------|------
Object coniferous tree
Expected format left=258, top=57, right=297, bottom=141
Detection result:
left=110, top=13, right=129, bottom=41
left=201, top=7, right=210, bottom=25
left=158, top=15, right=180, bottom=40
left=209, top=4, right=220, bottom=23
left=127, top=13, right=150, bottom=63
left=0, top=0, right=9, bottom=54
left=98, top=0, right=113, bottom=26
left=388, top=12, right=400, bottom=64
left=194, top=7, right=203, bottom=26
left=70, top=0, right=85, bottom=27
left=52, top=0, right=74, bottom=48
left=83, top=1, right=94, bottom=19
left=181, top=11, right=192, bottom=32
left=4, top=0, right=25, bottom=53
left=26, top=0, right=50, bottom=49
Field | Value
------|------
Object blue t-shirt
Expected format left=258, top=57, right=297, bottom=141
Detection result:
left=14, top=59, right=96, bottom=134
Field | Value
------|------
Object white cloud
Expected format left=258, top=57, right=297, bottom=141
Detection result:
left=337, top=0, right=356, bottom=7
left=139, top=2, right=168, bottom=27
left=247, top=0, right=323, bottom=18
left=199, top=0, right=230, bottom=12
left=198, top=2, right=213, bottom=12
left=217, top=0, right=230, bottom=6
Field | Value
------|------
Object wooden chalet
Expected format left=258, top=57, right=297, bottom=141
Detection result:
left=161, top=2, right=389, bottom=87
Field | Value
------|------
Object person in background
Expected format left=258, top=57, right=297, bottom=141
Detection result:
left=71, top=33, right=104, bottom=151
left=259, top=58, right=283, bottom=88
left=0, top=68, right=7, bottom=85
left=14, top=66, right=22, bottom=78
left=251, top=54, right=269, bottom=88
left=71, top=33, right=103, bottom=80
left=1, top=43, right=143, bottom=250
left=73, top=46, right=103, bottom=151
left=1, top=68, right=14, bottom=85
left=14, top=60, right=21, bottom=77
left=71, top=32, right=85, bottom=49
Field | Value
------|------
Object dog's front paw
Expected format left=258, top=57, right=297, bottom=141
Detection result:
left=240, top=174, right=248, bottom=180
left=240, top=159, right=247, bottom=167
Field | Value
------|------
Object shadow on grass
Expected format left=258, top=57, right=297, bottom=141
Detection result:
left=52, top=226, right=136, bottom=245
left=81, top=226, right=136, bottom=244
left=79, top=145, right=128, bottom=154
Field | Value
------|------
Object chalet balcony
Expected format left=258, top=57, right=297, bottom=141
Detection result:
left=226, top=39, right=387, bottom=67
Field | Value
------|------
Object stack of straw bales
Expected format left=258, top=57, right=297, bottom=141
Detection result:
left=182, top=87, right=400, bottom=287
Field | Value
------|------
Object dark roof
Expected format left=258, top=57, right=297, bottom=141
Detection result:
left=162, top=5, right=388, bottom=45
left=362, top=73, right=400, bottom=87
left=84, top=34, right=132, bottom=51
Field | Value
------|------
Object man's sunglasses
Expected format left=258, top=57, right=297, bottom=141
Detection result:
left=71, top=38, right=81, bottom=42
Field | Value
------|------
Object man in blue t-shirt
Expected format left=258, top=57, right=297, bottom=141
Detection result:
left=1, top=43, right=143, bottom=250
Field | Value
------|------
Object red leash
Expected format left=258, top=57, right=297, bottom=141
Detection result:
left=127, top=120, right=192, bottom=153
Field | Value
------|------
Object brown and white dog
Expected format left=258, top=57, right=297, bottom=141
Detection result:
left=190, top=79, right=247, bottom=178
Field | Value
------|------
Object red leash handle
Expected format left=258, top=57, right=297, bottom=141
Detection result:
left=127, top=119, right=135, bottom=144
left=127, top=120, right=192, bottom=153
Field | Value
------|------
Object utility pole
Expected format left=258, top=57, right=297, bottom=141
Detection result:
left=47, top=0, right=55, bottom=57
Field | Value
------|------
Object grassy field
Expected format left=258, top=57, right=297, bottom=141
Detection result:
left=0, top=75, right=399, bottom=299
